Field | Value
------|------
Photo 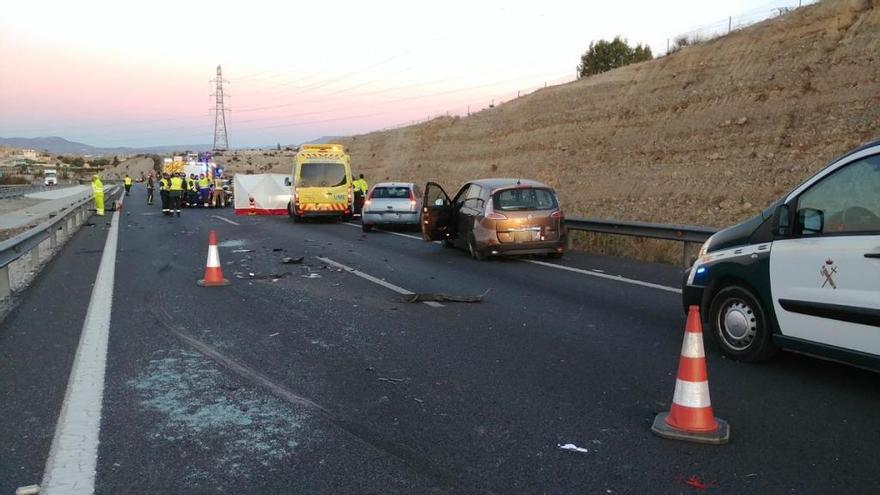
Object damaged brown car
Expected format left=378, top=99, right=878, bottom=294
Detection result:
left=421, top=178, right=567, bottom=260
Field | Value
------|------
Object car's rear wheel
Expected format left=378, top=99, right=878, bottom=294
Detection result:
left=546, top=252, right=563, bottom=259
left=362, top=222, right=373, bottom=233
left=467, top=234, right=486, bottom=261
left=707, top=285, right=777, bottom=362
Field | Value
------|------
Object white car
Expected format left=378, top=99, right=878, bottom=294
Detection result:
left=361, top=182, right=422, bottom=233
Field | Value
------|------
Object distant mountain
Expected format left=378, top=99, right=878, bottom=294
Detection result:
left=0, top=136, right=212, bottom=155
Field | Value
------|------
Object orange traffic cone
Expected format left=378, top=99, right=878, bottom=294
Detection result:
left=652, top=305, right=729, bottom=444
left=197, top=230, right=230, bottom=287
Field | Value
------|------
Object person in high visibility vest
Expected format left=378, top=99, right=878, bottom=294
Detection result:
left=146, top=174, right=155, bottom=205
left=198, top=174, right=211, bottom=207
left=123, top=174, right=132, bottom=195
left=186, top=174, right=197, bottom=207
left=169, top=173, right=184, bottom=217
left=91, top=174, right=104, bottom=216
left=159, top=173, right=170, bottom=215
left=352, top=174, right=368, bottom=214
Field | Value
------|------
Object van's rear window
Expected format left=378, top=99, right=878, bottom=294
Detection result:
left=493, top=188, right=557, bottom=211
left=371, top=187, right=411, bottom=199
left=299, top=163, right=346, bottom=187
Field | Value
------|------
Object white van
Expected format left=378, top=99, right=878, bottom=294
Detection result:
left=44, top=169, right=58, bottom=186
left=683, top=140, right=880, bottom=369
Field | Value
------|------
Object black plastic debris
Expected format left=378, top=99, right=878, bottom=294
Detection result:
left=403, top=289, right=491, bottom=303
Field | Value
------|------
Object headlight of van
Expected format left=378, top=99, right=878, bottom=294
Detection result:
left=687, top=235, right=714, bottom=286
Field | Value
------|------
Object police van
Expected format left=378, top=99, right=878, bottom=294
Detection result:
left=683, top=140, right=880, bottom=369
left=286, top=144, right=353, bottom=222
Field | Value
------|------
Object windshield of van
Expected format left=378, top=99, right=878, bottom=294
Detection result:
left=493, top=188, right=557, bottom=211
left=298, top=163, right=346, bottom=187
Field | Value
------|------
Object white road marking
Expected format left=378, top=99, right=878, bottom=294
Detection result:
left=524, top=259, right=682, bottom=294
left=211, top=215, right=240, bottom=226
left=346, top=222, right=679, bottom=293
left=41, top=196, right=123, bottom=494
left=317, top=256, right=444, bottom=308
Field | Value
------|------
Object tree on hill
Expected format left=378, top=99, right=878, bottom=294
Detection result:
left=577, top=36, right=653, bottom=78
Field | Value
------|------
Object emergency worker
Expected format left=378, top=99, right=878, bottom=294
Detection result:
left=91, top=174, right=105, bottom=216
left=198, top=173, right=210, bottom=207
left=123, top=174, right=133, bottom=195
left=186, top=174, right=196, bottom=207
left=352, top=174, right=368, bottom=214
left=211, top=174, right=226, bottom=208
left=146, top=174, right=155, bottom=205
left=169, top=173, right=184, bottom=216
left=160, top=173, right=171, bottom=214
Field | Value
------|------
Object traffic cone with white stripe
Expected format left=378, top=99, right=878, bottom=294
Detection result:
left=197, top=230, right=230, bottom=287
left=652, top=305, right=729, bottom=444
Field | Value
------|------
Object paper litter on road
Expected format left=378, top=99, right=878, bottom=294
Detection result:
left=231, top=249, right=254, bottom=253
left=281, top=256, right=304, bottom=264
left=558, top=443, right=589, bottom=453
left=303, top=273, right=321, bottom=279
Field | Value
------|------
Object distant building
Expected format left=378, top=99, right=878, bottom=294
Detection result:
left=22, top=149, right=38, bottom=161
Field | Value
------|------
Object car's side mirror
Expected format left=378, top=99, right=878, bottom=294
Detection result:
left=284, top=177, right=291, bottom=187
left=773, top=204, right=791, bottom=237
left=798, top=207, right=824, bottom=235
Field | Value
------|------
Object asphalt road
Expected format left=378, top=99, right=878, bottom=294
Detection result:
left=1, top=184, right=878, bottom=494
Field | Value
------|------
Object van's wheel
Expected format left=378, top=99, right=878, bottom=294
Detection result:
left=362, top=223, right=373, bottom=233
left=707, top=285, right=777, bottom=362
left=467, top=234, right=486, bottom=261
left=288, top=202, right=302, bottom=222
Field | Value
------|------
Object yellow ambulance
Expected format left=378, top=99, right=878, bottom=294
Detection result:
left=286, top=144, right=353, bottom=221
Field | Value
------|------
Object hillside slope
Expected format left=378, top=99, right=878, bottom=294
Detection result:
left=339, top=1, right=880, bottom=228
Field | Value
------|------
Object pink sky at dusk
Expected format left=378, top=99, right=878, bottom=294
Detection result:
left=1, top=0, right=808, bottom=148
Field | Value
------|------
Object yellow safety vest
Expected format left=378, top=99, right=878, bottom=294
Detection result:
left=354, top=179, right=368, bottom=194
left=186, top=178, right=195, bottom=190
left=92, top=179, right=103, bottom=195
left=170, top=177, right=184, bottom=191
left=159, top=178, right=169, bottom=190
left=124, top=177, right=132, bottom=185
left=198, top=178, right=210, bottom=188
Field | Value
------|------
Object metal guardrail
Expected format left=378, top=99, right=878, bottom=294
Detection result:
left=564, top=217, right=717, bottom=266
left=0, top=186, right=120, bottom=299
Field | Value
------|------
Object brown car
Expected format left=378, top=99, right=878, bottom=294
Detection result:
left=421, top=179, right=566, bottom=260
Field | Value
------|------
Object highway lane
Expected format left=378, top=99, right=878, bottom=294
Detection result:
left=2, top=184, right=879, bottom=493
left=0, top=198, right=118, bottom=491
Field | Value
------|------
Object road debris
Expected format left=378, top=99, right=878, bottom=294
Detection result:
left=231, top=249, right=254, bottom=253
left=268, top=332, right=279, bottom=337
left=378, top=377, right=406, bottom=385
left=235, top=272, right=292, bottom=280
left=404, top=288, right=491, bottom=303
left=682, top=475, right=715, bottom=491
left=558, top=443, right=589, bottom=454
left=272, top=248, right=284, bottom=252
left=303, top=273, right=321, bottom=279
left=281, top=256, right=304, bottom=264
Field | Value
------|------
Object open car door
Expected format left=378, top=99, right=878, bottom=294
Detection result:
left=421, top=182, right=454, bottom=241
